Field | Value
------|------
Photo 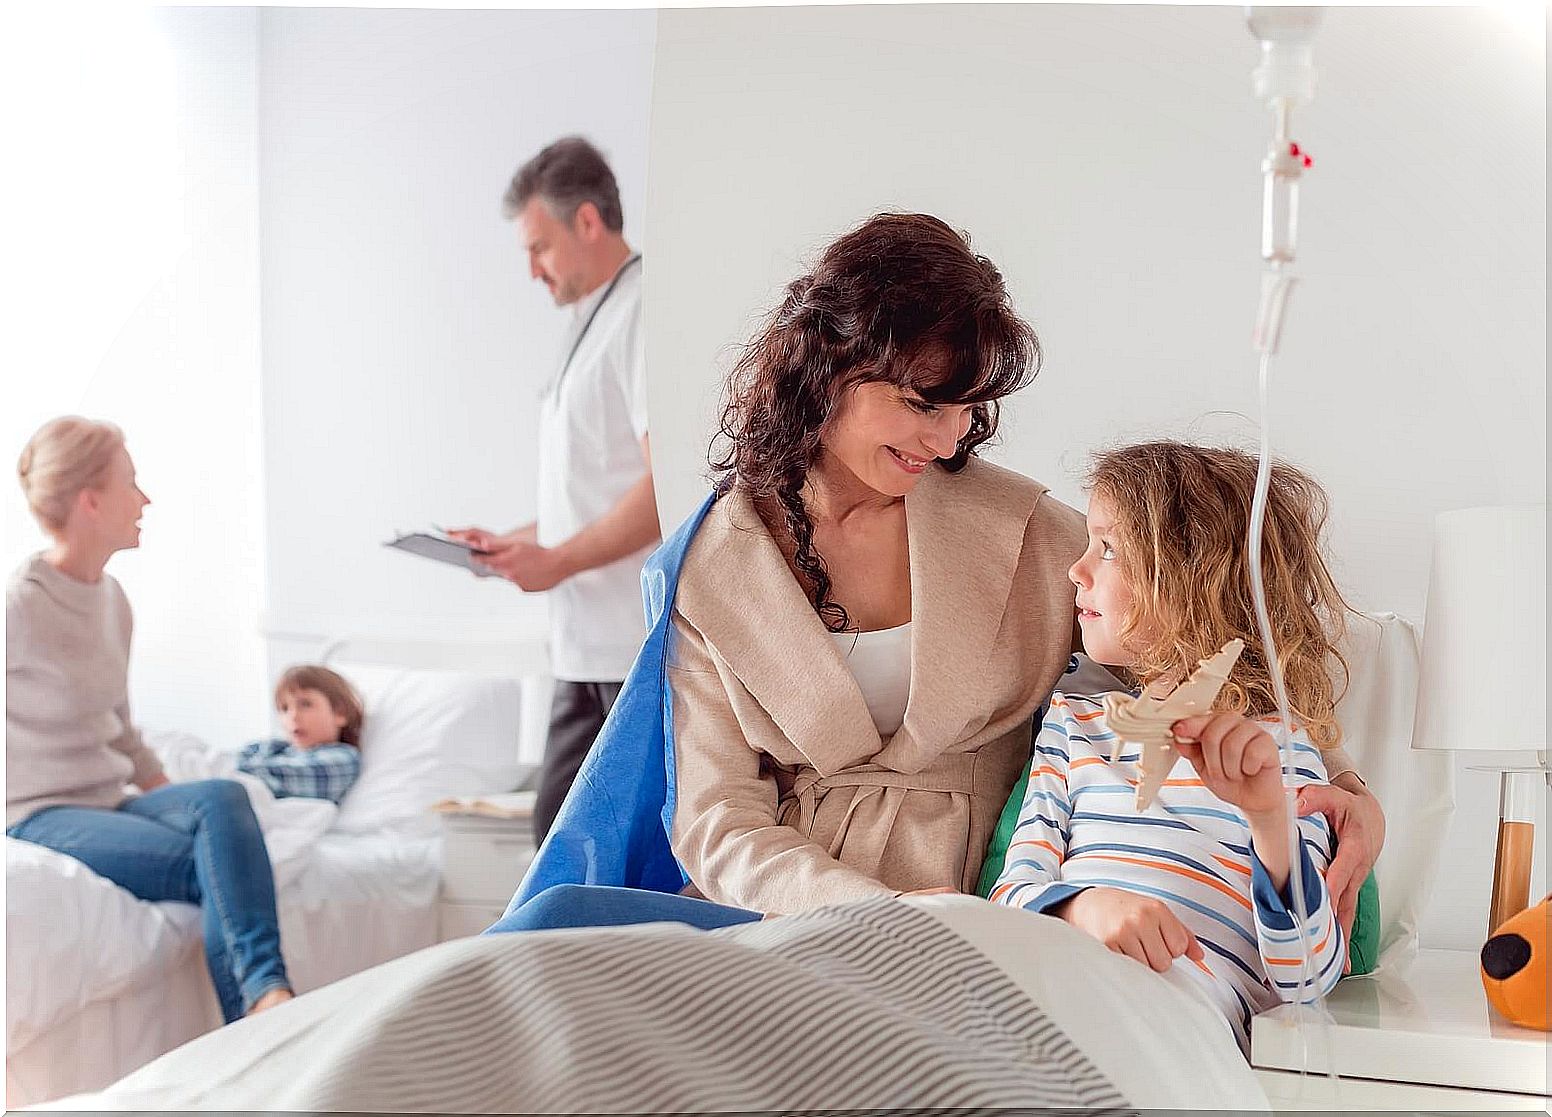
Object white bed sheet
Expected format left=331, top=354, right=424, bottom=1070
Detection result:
left=906, top=895, right=1269, bottom=1111
left=44, top=896, right=1268, bottom=1112
left=274, top=828, right=440, bottom=993
left=6, top=827, right=440, bottom=1108
left=6, top=937, right=221, bottom=1109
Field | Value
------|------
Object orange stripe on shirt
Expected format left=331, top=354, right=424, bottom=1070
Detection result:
left=1266, top=924, right=1334, bottom=963
left=1075, top=853, right=1253, bottom=911
left=1212, top=855, right=1253, bottom=877
left=1069, top=707, right=1108, bottom=722
left=1009, top=839, right=1064, bottom=862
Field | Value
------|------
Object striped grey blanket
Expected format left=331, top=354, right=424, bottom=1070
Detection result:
left=277, top=899, right=1128, bottom=1113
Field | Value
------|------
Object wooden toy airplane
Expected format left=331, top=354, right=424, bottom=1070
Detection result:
left=1103, top=639, right=1247, bottom=810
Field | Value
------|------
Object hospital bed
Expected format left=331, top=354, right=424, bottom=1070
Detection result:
left=5, top=634, right=550, bottom=1108
left=30, top=612, right=1453, bottom=1112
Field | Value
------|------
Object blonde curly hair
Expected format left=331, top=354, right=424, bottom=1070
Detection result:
left=1089, top=441, right=1350, bottom=749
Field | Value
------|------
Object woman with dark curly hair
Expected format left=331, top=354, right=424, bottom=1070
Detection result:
left=496, top=211, right=1089, bottom=931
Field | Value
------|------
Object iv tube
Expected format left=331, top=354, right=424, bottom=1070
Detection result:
left=1249, top=342, right=1335, bottom=1079
left=1245, top=4, right=1337, bottom=1080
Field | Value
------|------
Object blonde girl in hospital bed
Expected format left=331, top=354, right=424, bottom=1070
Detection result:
left=990, top=441, right=1350, bottom=1052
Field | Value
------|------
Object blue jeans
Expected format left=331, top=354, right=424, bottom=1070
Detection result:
left=8, top=779, right=291, bottom=1022
left=485, top=884, right=761, bottom=934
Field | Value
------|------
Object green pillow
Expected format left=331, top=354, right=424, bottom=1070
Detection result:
left=974, top=765, right=1381, bottom=977
left=975, top=763, right=1028, bottom=899
left=1346, top=870, right=1380, bottom=976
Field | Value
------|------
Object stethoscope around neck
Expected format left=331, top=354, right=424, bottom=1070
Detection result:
left=542, top=253, right=642, bottom=403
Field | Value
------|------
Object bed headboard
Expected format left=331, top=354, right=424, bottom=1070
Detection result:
left=312, top=635, right=549, bottom=680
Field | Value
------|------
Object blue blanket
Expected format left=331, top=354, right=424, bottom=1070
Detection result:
left=504, top=492, right=718, bottom=913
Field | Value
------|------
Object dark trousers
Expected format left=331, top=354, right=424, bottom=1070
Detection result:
left=534, top=679, right=622, bottom=846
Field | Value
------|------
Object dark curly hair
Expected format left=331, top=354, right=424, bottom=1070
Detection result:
left=713, top=212, right=1040, bottom=631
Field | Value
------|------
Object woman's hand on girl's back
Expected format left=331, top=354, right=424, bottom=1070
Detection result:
left=1296, top=780, right=1385, bottom=948
left=1053, top=887, right=1204, bottom=974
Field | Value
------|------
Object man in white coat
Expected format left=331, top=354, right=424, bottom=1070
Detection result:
left=452, top=136, right=659, bottom=845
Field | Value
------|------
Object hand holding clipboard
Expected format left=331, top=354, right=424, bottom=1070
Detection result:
left=383, top=527, right=496, bottom=577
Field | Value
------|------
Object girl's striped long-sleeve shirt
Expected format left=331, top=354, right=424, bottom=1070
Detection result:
left=989, top=690, right=1344, bottom=1052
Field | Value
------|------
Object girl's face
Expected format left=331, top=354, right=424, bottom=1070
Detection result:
left=821, top=377, right=974, bottom=499
left=278, top=687, right=348, bottom=749
left=1068, top=490, right=1145, bottom=668
left=79, top=447, right=150, bottom=553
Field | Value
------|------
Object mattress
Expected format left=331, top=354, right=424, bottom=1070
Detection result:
left=6, top=827, right=440, bottom=1108
left=276, top=828, right=440, bottom=993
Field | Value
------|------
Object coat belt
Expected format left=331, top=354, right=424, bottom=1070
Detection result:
left=783, top=752, right=982, bottom=872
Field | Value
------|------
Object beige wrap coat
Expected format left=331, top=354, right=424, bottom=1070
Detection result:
left=666, top=458, right=1088, bottom=915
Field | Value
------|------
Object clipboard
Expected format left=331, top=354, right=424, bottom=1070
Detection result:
left=384, top=530, right=494, bottom=577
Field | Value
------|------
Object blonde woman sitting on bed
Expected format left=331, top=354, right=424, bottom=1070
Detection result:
left=6, top=416, right=293, bottom=1021
left=496, top=212, right=1385, bottom=935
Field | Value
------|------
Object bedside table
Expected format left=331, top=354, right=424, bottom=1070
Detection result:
left=1251, top=948, right=1550, bottom=1111
left=438, top=812, right=537, bottom=941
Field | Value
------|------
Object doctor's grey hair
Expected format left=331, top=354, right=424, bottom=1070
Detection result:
left=503, top=136, right=624, bottom=232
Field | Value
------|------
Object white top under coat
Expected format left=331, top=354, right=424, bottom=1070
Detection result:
left=830, top=621, right=912, bottom=737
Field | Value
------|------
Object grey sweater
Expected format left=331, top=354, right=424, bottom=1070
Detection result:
left=6, top=554, right=166, bottom=827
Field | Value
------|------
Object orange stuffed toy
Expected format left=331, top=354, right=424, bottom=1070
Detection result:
left=1481, top=894, right=1550, bottom=1031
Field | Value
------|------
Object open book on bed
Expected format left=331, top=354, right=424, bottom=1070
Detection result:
left=431, top=791, right=536, bottom=820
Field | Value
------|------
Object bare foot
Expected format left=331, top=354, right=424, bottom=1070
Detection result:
left=247, top=988, right=294, bottom=1016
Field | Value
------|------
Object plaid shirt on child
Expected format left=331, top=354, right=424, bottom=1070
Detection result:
left=237, top=739, right=361, bottom=804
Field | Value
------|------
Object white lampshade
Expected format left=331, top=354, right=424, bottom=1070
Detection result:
left=1413, top=505, right=1547, bottom=752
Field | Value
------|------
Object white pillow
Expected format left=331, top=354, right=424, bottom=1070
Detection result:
left=1330, top=611, right=1455, bottom=969
left=329, top=664, right=528, bottom=835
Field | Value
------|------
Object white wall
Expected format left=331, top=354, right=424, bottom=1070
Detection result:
left=256, top=8, right=656, bottom=689
left=645, top=4, right=1546, bottom=950
left=2, top=7, right=269, bottom=751
left=4, top=7, right=657, bottom=757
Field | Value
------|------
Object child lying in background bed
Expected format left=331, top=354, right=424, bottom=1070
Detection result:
left=237, top=665, right=363, bottom=805
left=990, top=441, right=1347, bottom=1052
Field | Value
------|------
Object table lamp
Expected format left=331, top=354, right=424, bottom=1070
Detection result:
left=1413, top=505, right=1548, bottom=936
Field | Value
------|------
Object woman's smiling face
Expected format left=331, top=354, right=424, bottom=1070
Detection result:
left=821, top=370, right=974, bottom=499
